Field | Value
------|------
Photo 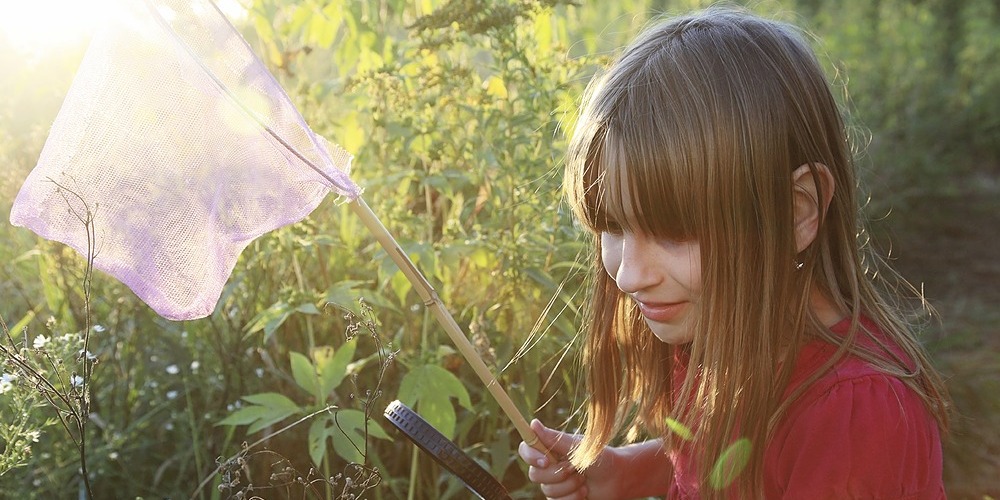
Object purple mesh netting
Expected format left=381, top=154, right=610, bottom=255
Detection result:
left=10, top=0, right=361, bottom=320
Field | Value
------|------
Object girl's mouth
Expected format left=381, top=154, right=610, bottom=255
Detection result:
left=636, top=300, right=688, bottom=323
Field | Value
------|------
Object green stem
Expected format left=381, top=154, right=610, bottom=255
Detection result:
left=291, top=251, right=316, bottom=350
left=182, top=374, right=205, bottom=499
left=407, top=443, right=419, bottom=500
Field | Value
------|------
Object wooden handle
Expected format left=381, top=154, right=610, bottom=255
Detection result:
left=348, top=197, right=554, bottom=461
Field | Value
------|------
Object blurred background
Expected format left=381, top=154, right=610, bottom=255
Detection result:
left=1, top=0, right=997, bottom=498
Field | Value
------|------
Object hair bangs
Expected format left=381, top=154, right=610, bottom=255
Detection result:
left=566, top=79, right=703, bottom=243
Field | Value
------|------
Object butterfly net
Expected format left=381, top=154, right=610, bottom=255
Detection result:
left=10, top=0, right=361, bottom=320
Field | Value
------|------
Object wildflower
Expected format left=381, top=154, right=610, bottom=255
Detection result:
left=0, top=373, right=15, bottom=394
left=32, top=334, right=49, bottom=349
left=79, top=350, right=98, bottom=362
left=165, top=364, right=180, bottom=375
left=190, top=361, right=200, bottom=372
left=25, top=430, right=41, bottom=443
left=70, top=375, right=84, bottom=388
left=92, top=324, right=106, bottom=333
left=166, top=390, right=179, bottom=400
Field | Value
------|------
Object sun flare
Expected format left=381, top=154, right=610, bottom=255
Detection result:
left=0, top=0, right=248, bottom=57
left=0, top=0, right=117, bottom=55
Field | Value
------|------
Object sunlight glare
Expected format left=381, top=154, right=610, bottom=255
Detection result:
left=0, top=0, right=117, bottom=56
left=0, top=0, right=248, bottom=57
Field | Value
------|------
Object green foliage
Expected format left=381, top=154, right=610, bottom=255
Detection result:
left=708, top=438, right=753, bottom=491
left=1, top=0, right=997, bottom=497
left=216, top=338, right=391, bottom=470
left=218, top=392, right=302, bottom=434
left=398, top=363, right=471, bottom=439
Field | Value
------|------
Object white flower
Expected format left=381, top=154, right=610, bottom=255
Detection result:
left=0, top=373, right=15, bottom=394
left=92, top=324, right=106, bottom=333
left=79, top=350, right=97, bottom=362
left=25, top=430, right=40, bottom=443
left=165, top=365, right=179, bottom=375
left=189, top=361, right=200, bottom=372
left=254, top=368, right=264, bottom=378
left=166, top=390, right=179, bottom=400
left=70, top=375, right=84, bottom=388
left=32, top=335, right=49, bottom=349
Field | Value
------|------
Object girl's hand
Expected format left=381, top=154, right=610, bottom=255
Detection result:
left=518, top=419, right=620, bottom=500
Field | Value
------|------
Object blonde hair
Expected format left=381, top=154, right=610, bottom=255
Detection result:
left=564, top=6, right=950, bottom=497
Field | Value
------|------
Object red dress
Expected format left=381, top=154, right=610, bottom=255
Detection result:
left=667, top=317, right=946, bottom=499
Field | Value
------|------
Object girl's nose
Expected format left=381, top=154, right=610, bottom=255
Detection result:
left=612, top=233, right=662, bottom=294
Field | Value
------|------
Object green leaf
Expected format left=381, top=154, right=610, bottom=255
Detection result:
left=245, top=301, right=292, bottom=342
left=314, top=339, right=357, bottom=399
left=242, top=392, right=299, bottom=412
left=398, top=364, right=471, bottom=439
left=308, top=416, right=331, bottom=467
left=665, top=417, right=693, bottom=441
left=246, top=300, right=320, bottom=342
left=9, top=307, right=39, bottom=338
left=332, top=410, right=391, bottom=463
left=308, top=410, right=391, bottom=466
left=709, top=438, right=752, bottom=490
left=390, top=269, right=412, bottom=305
left=216, top=406, right=272, bottom=427
left=483, top=75, right=508, bottom=100
left=324, top=280, right=364, bottom=312
left=296, top=303, right=320, bottom=315
left=216, top=392, right=302, bottom=435
left=290, top=351, right=319, bottom=399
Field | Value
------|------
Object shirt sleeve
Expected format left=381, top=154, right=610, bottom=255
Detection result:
left=767, top=374, right=946, bottom=500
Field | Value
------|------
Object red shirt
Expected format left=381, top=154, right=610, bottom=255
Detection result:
left=668, top=317, right=946, bottom=499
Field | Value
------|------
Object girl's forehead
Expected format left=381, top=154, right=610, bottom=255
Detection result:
left=591, top=128, right=696, bottom=239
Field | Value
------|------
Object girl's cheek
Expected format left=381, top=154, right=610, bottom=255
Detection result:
left=600, top=232, right=623, bottom=278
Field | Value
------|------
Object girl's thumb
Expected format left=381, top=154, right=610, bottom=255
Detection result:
left=530, top=419, right=580, bottom=456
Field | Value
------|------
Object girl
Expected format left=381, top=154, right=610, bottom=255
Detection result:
left=518, top=6, right=951, bottom=499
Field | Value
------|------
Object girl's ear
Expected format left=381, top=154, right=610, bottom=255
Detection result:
left=792, top=163, right=836, bottom=253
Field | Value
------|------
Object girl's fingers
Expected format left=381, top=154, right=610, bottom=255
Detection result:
left=521, top=420, right=588, bottom=498
left=527, top=460, right=574, bottom=483
left=537, top=467, right=587, bottom=499
left=518, top=439, right=549, bottom=468
left=530, top=419, right=581, bottom=457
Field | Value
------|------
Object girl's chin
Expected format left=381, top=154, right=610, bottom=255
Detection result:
left=647, top=321, right=695, bottom=345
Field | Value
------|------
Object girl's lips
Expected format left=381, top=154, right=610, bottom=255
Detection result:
left=636, top=300, right=688, bottom=323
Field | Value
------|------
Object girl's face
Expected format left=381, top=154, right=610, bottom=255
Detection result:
left=601, top=231, right=701, bottom=345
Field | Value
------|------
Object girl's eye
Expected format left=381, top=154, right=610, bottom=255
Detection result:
left=594, top=212, right=623, bottom=234
left=601, top=220, right=623, bottom=235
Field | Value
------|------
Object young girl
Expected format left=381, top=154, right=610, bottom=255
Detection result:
left=518, top=7, right=951, bottom=499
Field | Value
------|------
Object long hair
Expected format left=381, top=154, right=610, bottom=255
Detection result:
left=564, top=7, right=950, bottom=497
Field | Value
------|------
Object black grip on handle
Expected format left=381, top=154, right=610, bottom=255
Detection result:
left=383, top=400, right=511, bottom=500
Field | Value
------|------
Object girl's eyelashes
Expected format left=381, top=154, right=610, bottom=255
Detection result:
left=596, top=217, right=623, bottom=234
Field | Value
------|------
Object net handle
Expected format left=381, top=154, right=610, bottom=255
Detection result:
left=349, top=198, right=555, bottom=462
